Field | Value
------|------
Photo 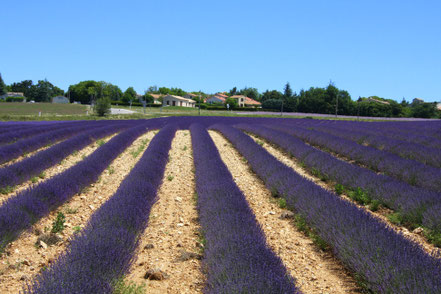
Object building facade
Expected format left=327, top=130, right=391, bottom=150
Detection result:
left=162, top=95, right=196, bottom=107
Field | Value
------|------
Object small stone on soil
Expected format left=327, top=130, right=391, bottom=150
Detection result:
left=144, top=269, right=169, bottom=280
left=176, top=250, right=202, bottom=262
left=36, top=233, right=62, bottom=246
left=144, top=244, right=154, bottom=250
left=279, top=211, right=295, bottom=219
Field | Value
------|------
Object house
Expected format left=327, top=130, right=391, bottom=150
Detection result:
left=0, top=92, right=25, bottom=101
left=229, top=95, right=262, bottom=108
left=162, top=95, right=196, bottom=107
left=206, top=93, right=228, bottom=104
left=230, top=95, right=246, bottom=107
left=436, top=102, right=441, bottom=111
left=412, top=98, right=424, bottom=104
left=184, top=93, right=198, bottom=100
left=52, top=96, right=69, bottom=103
left=366, top=97, right=390, bottom=105
left=149, top=94, right=163, bottom=104
left=244, top=97, right=262, bottom=108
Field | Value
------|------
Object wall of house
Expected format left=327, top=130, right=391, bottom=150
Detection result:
left=206, top=97, right=223, bottom=104
left=163, top=96, right=195, bottom=107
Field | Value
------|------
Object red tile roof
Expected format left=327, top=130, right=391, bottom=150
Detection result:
left=244, top=97, right=261, bottom=105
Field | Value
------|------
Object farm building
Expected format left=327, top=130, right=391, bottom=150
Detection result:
left=366, top=97, right=390, bottom=105
left=230, top=95, right=246, bottom=107
left=184, top=93, right=199, bottom=100
left=244, top=97, right=262, bottom=108
left=52, top=96, right=69, bottom=103
left=162, top=95, right=196, bottom=107
left=206, top=93, right=227, bottom=104
left=229, top=95, right=262, bottom=108
left=150, top=94, right=163, bottom=104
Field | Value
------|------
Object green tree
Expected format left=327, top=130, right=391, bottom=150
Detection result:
left=143, top=92, right=154, bottom=104
left=411, top=103, right=437, bottom=118
left=122, top=87, right=137, bottom=104
left=0, top=73, right=7, bottom=96
left=283, top=82, right=293, bottom=101
left=239, top=87, right=260, bottom=101
left=229, top=87, right=237, bottom=96
left=261, top=90, right=283, bottom=102
left=68, top=81, right=121, bottom=104
left=10, top=80, right=33, bottom=98
left=32, top=79, right=64, bottom=102
left=224, top=97, right=238, bottom=109
left=68, top=80, right=100, bottom=104
left=146, top=85, right=158, bottom=93
left=94, top=97, right=111, bottom=116
left=262, top=99, right=283, bottom=110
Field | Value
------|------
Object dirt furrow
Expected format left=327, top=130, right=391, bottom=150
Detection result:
left=0, top=134, right=118, bottom=206
left=124, top=130, right=203, bottom=294
left=0, top=131, right=154, bottom=293
left=247, top=133, right=441, bottom=257
left=209, top=130, right=359, bottom=294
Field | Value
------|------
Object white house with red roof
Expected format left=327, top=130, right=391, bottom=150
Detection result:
left=206, top=93, right=228, bottom=104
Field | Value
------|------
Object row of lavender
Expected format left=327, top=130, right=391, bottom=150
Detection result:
left=191, top=124, right=299, bottom=293
left=239, top=124, right=441, bottom=240
left=0, top=121, right=118, bottom=165
left=27, top=124, right=176, bottom=293
left=0, top=122, right=134, bottom=192
left=293, top=121, right=441, bottom=168
left=0, top=121, right=76, bottom=145
left=269, top=122, right=441, bottom=193
left=0, top=123, right=151, bottom=252
left=305, top=120, right=441, bottom=149
left=214, top=124, right=441, bottom=293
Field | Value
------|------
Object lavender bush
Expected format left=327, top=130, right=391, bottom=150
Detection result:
left=213, top=123, right=441, bottom=294
left=236, top=123, right=441, bottom=234
left=0, top=122, right=76, bottom=145
left=266, top=123, right=441, bottom=192
left=0, top=122, right=107, bottom=164
left=0, top=123, right=130, bottom=191
left=190, top=124, right=299, bottom=294
left=0, top=123, right=150, bottom=252
left=26, top=124, right=177, bottom=294
left=303, top=123, right=441, bottom=168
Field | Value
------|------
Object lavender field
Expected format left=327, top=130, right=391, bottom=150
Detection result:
left=0, top=117, right=440, bottom=294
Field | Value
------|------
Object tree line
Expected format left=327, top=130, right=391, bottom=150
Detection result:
left=1, top=73, right=439, bottom=118
left=227, top=82, right=440, bottom=119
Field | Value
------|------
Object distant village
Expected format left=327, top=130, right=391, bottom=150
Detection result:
left=0, top=90, right=263, bottom=109
left=1, top=74, right=440, bottom=118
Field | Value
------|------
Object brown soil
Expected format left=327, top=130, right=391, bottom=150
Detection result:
left=209, top=131, right=359, bottom=294
left=0, top=131, right=154, bottom=293
left=0, top=134, right=118, bottom=206
left=247, top=133, right=441, bottom=258
left=125, top=130, right=203, bottom=294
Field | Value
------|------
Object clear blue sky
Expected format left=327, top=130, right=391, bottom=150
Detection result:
left=1, top=0, right=440, bottom=102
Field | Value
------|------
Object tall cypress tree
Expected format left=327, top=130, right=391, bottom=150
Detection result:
left=283, top=82, right=293, bottom=101
left=0, top=73, right=7, bottom=96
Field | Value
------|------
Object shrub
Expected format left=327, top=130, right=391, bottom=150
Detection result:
left=5, top=96, right=25, bottom=102
left=95, top=97, right=111, bottom=116
left=51, top=212, right=65, bottom=234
